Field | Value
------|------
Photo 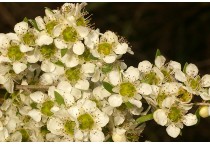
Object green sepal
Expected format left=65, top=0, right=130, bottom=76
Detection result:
left=136, top=113, right=153, bottom=124
left=54, top=91, right=65, bottom=105
left=102, top=81, right=114, bottom=93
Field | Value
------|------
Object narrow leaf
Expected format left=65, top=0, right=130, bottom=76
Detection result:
left=155, top=49, right=161, bottom=58
left=136, top=113, right=153, bottom=124
left=29, top=19, right=40, bottom=31
left=125, top=102, right=134, bottom=109
left=23, top=17, right=28, bottom=23
left=54, top=60, right=65, bottom=67
left=102, top=81, right=114, bottom=93
left=61, top=49, right=68, bottom=57
left=183, top=62, right=188, bottom=73
left=195, top=107, right=201, bottom=125
left=54, top=91, right=65, bottom=105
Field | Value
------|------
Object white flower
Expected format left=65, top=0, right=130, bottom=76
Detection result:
left=138, top=60, right=152, bottom=73
left=166, top=124, right=180, bottom=138
left=186, top=63, right=198, bottom=77
left=182, top=113, right=197, bottom=126
left=47, top=117, right=64, bottom=135
left=114, top=43, right=128, bottom=55
left=168, top=60, right=181, bottom=71
left=123, top=66, right=140, bottom=82
left=0, top=33, right=10, bottom=49
left=81, top=63, right=95, bottom=74
left=14, top=21, right=28, bottom=35
left=12, top=62, right=27, bottom=74
left=73, top=41, right=85, bottom=55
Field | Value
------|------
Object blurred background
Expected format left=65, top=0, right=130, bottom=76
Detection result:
left=0, top=2, right=210, bottom=142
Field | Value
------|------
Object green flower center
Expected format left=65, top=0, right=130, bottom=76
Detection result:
left=41, top=101, right=54, bottom=116
left=7, top=45, right=24, bottom=61
left=40, top=44, right=56, bottom=59
left=77, top=113, right=94, bottom=130
left=62, top=26, right=78, bottom=42
left=46, top=21, right=57, bottom=34
left=23, top=32, right=35, bottom=46
left=98, top=42, right=112, bottom=56
left=168, top=107, right=182, bottom=123
left=156, top=93, right=167, bottom=107
left=76, top=17, right=87, bottom=26
left=188, top=76, right=200, bottom=90
left=64, top=120, right=76, bottom=136
left=119, top=82, right=136, bottom=98
left=141, top=72, right=159, bottom=85
left=177, top=88, right=192, bottom=103
left=65, top=66, right=81, bottom=83
left=19, top=129, right=29, bottom=142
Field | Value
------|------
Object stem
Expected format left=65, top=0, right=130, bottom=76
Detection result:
left=0, top=84, right=50, bottom=91
left=194, top=103, right=210, bottom=106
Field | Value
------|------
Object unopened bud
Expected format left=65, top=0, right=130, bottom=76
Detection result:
left=199, top=106, right=209, bottom=118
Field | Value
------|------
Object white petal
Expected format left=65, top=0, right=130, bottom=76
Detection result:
left=108, top=70, right=121, bottom=86
left=36, top=33, right=53, bottom=46
left=3, top=78, right=14, bottom=93
left=91, top=69, right=100, bottom=82
left=20, top=44, right=34, bottom=52
left=175, top=69, right=186, bottom=82
left=0, top=128, right=9, bottom=141
left=75, top=26, right=90, bottom=38
left=108, top=94, right=122, bottom=107
left=123, top=66, right=139, bottom=82
left=102, top=106, right=113, bottom=116
left=45, top=8, right=56, bottom=21
left=162, top=97, right=175, bottom=108
left=26, top=51, right=40, bottom=63
left=13, top=62, right=27, bottom=74
left=155, top=55, right=166, bottom=68
left=6, top=33, right=20, bottom=42
left=1, top=99, right=12, bottom=111
left=199, top=91, right=210, bottom=101
left=114, top=115, right=125, bottom=126
left=74, top=129, right=83, bottom=141
left=14, top=21, right=28, bottom=35
left=50, top=105, right=60, bottom=113
left=186, top=63, right=198, bottom=77
left=75, top=79, right=89, bottom=90
left=35, top=16, right=46, bottom=30
left=183, top=113, right=197, bottom=126
left=137, top=83, right=152, bottom=95
left=41, top=60, right=56, bottom=73
left=153, top=109, right=167, bottom=126
left=47, top=118, right=63, bottom=135
left=90, top=130, right=105, bottom=142
left=84, top=29, right=99, bottom=49
left=39, top=73, right=54, bottom=85
left=114, top=43, right=128, bottom=54
left=0, top=121, right=3, bottom=131
left=112, top=128, right=126, bottom=142
left=101, top=31, right=118, bottom=43
left=129, top=98, right=142, bottom=108
left=67, top=106, right=80, bottom=120
left=94, top=109, right=109, bottom=127
left=138, top=60, right=152, bottom=73
left=54, top=38, right=67, bottom=49
left=63, top=93, right=75, bottom=107
left=168, top=61, right=181, bottom=71
left=6, top=118, right=17, bottom=133
left=53, top=24, right=65, bottom=37
left=103, top=55, right=117, bottom=64
left=73, top=41, right=85, bottom=55
left=30, top=91, right=45, bottom=103
left=28, top=109, right=42, bottom=122
left=57, top=81, right=72, bottom=93
left=10, top=131, right=22, bottom=142
left=82, top=63, right=95, bottom=74
left=71, top=87, right=82, bottom=100
left=166, top=124, right=180, bottom=138
left=0, top=33, right=10, bottom=48
left=151, top=85, right=160, bottom=96
left=82, top=100, right=97, bottom=112
left=93, top=86, right=111, bottom=100
left=201, top=74, right=210, bottom=87
left=62, top=54, right=79, bottom=68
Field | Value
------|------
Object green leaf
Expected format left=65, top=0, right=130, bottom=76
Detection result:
left=195, top=107, right=201, bottom=125
left=102, top=81, right=114, bottom=93
left=183, top=62, right=188, bottom=73
left=136, top=113, right=153, bottom=124
left=29, top=19, right=40, bottom=31
left=54, top=91, right=65, bottom=105
left=23, top=17, right=28, bottom=23
left=90, top=54, right=99, bottom=60
left=155, top=49, right=161, bottom=58
left=61, top=49, right=68, bottom=57
left=102, top=64, right=113, bottom=73
left=54, top=60, right=65, bottom=67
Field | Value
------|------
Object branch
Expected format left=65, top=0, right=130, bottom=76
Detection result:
left=0, top=85, right=50, bottom=91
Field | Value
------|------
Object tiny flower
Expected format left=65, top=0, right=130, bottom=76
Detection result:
left=186, top=63, right=198, bottom=77
left=138, top=60, right=152, bottom=73
left=14, top=21, right=28, bottom=35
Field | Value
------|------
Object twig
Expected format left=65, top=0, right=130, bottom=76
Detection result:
left=194, top=103, right=210, bottom=106
left=0, top=85, right=50, bottom=91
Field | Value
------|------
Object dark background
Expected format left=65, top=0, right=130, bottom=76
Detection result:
left=0, top=2, right=210, bottom=141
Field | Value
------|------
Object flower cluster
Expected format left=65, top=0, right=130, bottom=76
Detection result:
left=0, top=3, right=210, bottom=142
